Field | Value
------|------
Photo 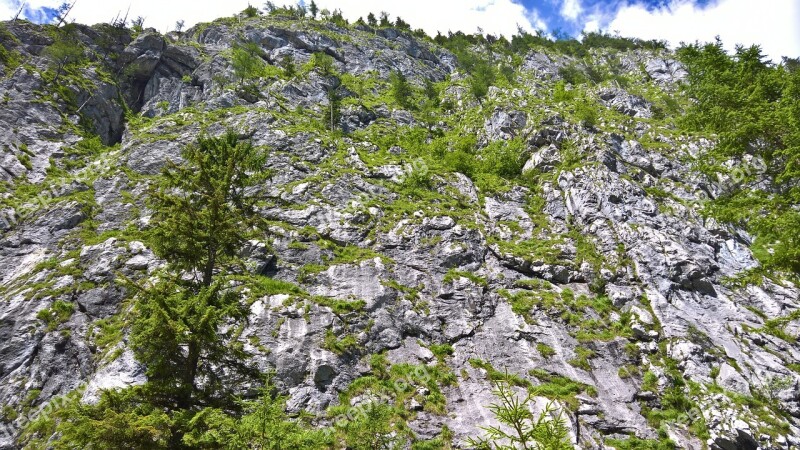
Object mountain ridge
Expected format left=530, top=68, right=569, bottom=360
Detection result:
left=0, top=7, right=799, bottom=449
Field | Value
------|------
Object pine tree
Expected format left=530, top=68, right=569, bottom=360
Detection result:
left=309, top=0, right=318, bottom=19
left=678, top=40, right=800, bottom=276
left=32, top=132, right=273, bottom=449
left=389, top=70, right=413, bottom=109
left=468, top=371, right=572, bottom=450
left=379, top=11, right=391, bottom=27
left=43, top=29, right=83, bottom=84
left=231, top=41, right=265, bottom=84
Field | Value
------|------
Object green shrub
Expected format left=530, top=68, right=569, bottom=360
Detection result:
left=574, top=98, right=599, bottom=128
left=536, top=343, right=556, bottom=359
left=231, top=41, right=265, bottom=84
left=479, top=138, right=525, bottom=179
left=242, top=4, right=259, bottom=17
left=323, top=330, right=361, bottom=355
left=36, top=300, right=75, bottom=331
left=558, top=64, right=587, bottom=85
left=307, top=52, right=336, bottom=76
left=468, top=370, right=572, bottom=449
left=390, top=70, right=413, bottom=109
left=678, top=40, right=800, bottom=277
left=468, top=59, right=496, bottom=101
left=553, top=80, right=573, bottom=102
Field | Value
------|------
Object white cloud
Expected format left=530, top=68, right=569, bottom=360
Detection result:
left=560, top=0, right=582, bottom=21
left=0, top=0, right=546, bottom=38
left=583, top=19, right=599, bottom=33
left=0, top=2, right=15, bottom=19
left=526, top=8, right=549, bottom=32
left=599, top=0, right=800, bottom=61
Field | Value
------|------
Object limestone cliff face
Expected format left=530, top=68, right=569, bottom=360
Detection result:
left=0, top=13, right=799, bottom=450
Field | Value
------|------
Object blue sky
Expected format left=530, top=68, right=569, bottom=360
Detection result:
left=518, top=0, right=716, bottom=36
left=1, top=0, right=798, bottom=60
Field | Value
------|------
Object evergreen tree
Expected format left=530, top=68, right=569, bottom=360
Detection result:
left=379, top=11, right=391, bottom=27
left=309, top=0, right=318, bottom=19
left=468, top=371, right=572, bottom=450
left=338, top=403, right=410, bottom=450
left=243, top=4, right=260, bottom=18
left=132, top=130, right=268, bottom=443
left=326, top=86, right=341, bottom=132
left=131, top=15, right=145, bottom=32
left=389, top=70, right=413, bottom=109
left=366, top=12, right=377, bottom=27
left=280, top=54, right=296, bottom=78
left=232, top=41, right=265, bottom=84
left=31, top=132, right=273, bottom=449
left=43, top=29, right=83, bottom=84
left=678, top=40, right=800, bottom=276
left=394, top=16, right=409, bottom=30
left=468, top=59, right=496, bottom=101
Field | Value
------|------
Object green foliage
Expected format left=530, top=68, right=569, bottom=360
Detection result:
left=325, top=84, right=342, bottom=132
left=25, top=378, right=330, bottom=450
left=582, top=32, right=667, bottom=52
left=429, top=343, right=454, bottom=361
left=280, top=54, right=296, bottom=78
left=443, top=268, right=487, bottom=287
left=312, top=297, right=366, bottom=317
left=558, top=64, right=587, bottom=85
left=17, top=152, right=32, bottom=170
left=134, top=131, right=269, bottom=407
left=468, top=59, right=496, bottom=101
left=678, top=39, right=800, bottom=276
left=760, top=308, right=800, bottom=342
left=328, top=355, right=456, bottom=448
left=468, top=371, right=572, bottom=450
left=185, top=385, right=332, bottom=449
left=479, top=138, right=526, bottom=179
left=43, top=30, right=83, bottom=83
left=642, top=371, right=658, bottom=392
left=323, top=329, right=361, bottom=355
left=1, top=405, right=18, bottom=423
left=568, top=346, right=596, bottom=371
left=307, top=51, right=336, bottom=77
left=390, top=70, right=414, bottom=109
left=36, top=300, right=74, bottom=331
left=242, top=4, right=259, bottom=18
left=573, top=97, right=599, bottom=128
left=0, top=24, right=21, bottom=75
left=552, top=80, right=573, bottom=102
left=336, top=402, right=410, bottom=450
left=309, top=0, right=318, bottom=18
left=528, top=369, right=596, bottom=409
left=606, top=436, right=676, bottom=450
left=536, top=343, right=556, bottom=359
left=147, top=131, right=267, bottom=283
left=245, top=275, right=306, bottom=297
left=231, top=41, right=265, bottom=84
left=35, top=132, right=278, bottom=447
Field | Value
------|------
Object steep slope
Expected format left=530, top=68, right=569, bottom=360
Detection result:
left=1, top=10, right=799, bottom=450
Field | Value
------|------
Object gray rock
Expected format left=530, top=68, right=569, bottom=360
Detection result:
left=599, top=87, right=652, bottom=118
left=0, top=18, right=798, bottom=450
left=716, top=363, right=750, bottom=396
left=484, top=109, right=527, bottom=141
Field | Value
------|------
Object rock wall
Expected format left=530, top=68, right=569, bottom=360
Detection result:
left=0, top=13, right=799, bottom=450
